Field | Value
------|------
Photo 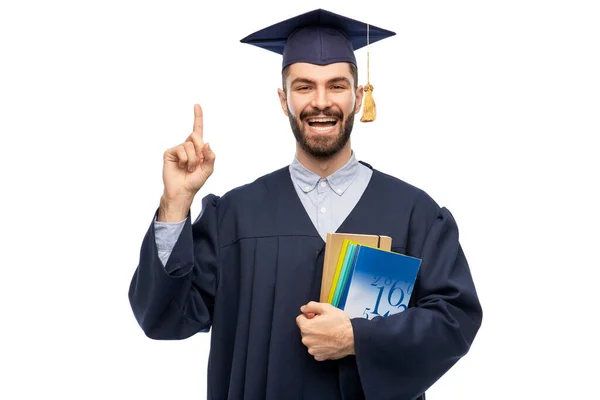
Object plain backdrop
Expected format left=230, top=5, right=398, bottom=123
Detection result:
left=1, top=0, right=599, bottom=398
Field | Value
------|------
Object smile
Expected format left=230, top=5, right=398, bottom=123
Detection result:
left=304, top=117, right=339, bottom=134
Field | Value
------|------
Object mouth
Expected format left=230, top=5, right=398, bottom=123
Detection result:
left=304, top=117, right=339, bottom=134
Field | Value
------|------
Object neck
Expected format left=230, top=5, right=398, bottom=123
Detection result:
left=295, top=142, right=353, bottom=178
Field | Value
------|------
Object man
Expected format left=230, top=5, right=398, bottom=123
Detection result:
left=129, top=9, right=482, bottom=400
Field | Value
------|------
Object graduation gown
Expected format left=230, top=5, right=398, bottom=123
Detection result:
left=129, top=163, right=483, bottom=400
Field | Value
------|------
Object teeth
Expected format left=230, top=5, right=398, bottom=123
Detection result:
left=310, top=125, right=335, bottom=131
left=307, top=118, right=336, bottom=123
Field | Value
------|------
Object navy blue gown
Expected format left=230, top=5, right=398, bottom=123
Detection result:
left=129, top=163, right=483, bottom=400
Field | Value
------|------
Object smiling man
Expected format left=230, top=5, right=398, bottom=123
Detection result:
left=129, top=9, right=482, bottom=400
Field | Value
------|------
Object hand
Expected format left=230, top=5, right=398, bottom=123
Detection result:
left=296, top=301, right=355, bottom=361
left=163, top=104, right=216, bottom=199
left=158, top=104, right=216, bottom=221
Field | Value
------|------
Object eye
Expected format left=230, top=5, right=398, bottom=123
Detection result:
left=295, top=86, right=311, bottom=91
left=331, top=85, right=346, bottom=90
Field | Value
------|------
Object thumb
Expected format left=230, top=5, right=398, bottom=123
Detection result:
left=301, top=301, right=328, bottom=315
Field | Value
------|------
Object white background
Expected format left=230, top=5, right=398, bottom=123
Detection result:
left=1, top=0, right=599, bottom=398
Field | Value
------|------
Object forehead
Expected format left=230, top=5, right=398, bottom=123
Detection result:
left=286, top=62, right=353, bottom=83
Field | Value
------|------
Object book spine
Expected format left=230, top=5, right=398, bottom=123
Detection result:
left=328, top=239, right=350, bottom=304
left=339, top=245, right=361, bottom=309
left=332, top=243, right=357, bottom=307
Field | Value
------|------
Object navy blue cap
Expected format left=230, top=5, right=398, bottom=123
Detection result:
left=240, top=9, right=396, bottom=70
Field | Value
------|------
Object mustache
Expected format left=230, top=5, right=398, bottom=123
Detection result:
left=299, top=108, right=343, bottom=121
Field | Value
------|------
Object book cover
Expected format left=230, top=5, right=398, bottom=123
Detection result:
left=320, top=233, right=392, bottom=302
left=341, top=245, right=422, bottom=320
left=338, top=242, right=385, bottom=309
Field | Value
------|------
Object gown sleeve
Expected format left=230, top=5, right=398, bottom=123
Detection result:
left=347, top=204, right=483, bottom=400
left=154, top=217, right=186, bottom=267
left=128, top=194, right=220, bottom=340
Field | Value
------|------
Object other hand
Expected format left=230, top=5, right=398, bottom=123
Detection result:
left=296, top=301, right=355, bottom=361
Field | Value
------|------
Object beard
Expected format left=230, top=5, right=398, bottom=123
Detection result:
left=288, top=105, right=355, bottom=159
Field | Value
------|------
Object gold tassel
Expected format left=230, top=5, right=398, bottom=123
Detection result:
left=360, top=23, right=376, bottom=122
left=361, top=82, right=376, bottom=122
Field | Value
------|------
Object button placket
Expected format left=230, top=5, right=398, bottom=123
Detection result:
left=317, top=179, right=328, bottom=194
left=317, top=182, right=330, bottom=234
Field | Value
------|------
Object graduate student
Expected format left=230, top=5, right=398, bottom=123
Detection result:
left=129, top=9, right=483, bottom=400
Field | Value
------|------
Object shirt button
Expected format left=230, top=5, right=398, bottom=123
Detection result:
left=337, top=189, right=342, bottom=194
left=320, top=181, right=327, bottom=187
left=321, top=207, right=327, bottom=214
left=304, top=186, right=310, bottom=191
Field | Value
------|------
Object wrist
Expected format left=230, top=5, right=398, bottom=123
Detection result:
left=341, top=319, right=356, bottom=356
left=158, top=193, right=193, bottom=222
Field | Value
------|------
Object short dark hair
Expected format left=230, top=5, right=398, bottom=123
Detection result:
left=282, top=63, right=358, bottom=94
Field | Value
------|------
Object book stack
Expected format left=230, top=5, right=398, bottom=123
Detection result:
left=320, top=233, right=422, bottom=319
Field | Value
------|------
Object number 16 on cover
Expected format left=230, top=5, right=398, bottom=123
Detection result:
left=340, top=246, right=422, bottom=320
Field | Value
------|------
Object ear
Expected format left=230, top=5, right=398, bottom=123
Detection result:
left=277, top=88, right=289, bottom=116
left=354, top=85, right=365, bottom=115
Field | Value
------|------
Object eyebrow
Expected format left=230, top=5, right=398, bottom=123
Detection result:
left=290, top=77, right=352, bottom=86
left=328, top=77, right=352, bottom=86
left=290, top=78, right=316, bottom=86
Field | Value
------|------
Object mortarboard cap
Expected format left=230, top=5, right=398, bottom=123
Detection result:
left=240, top=9, right=396, bottom=122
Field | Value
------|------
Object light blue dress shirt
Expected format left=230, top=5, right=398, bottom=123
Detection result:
left=154, top=152, right=372, bottom=266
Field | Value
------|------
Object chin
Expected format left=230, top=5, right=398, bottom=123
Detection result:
left=301, top=131, right=348, bottom=158
left=289, top=110, right=353, bottom=158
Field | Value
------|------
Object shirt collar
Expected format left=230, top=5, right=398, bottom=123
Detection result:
left=289, top=152, right=360, bottom=196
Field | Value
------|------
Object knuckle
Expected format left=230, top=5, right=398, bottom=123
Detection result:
left=185, top=146, right=196, bottom=160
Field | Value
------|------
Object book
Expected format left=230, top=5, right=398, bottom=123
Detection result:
left=337, top=245, right=422, bottom=320
left=320, top=233, right=392, bottom=302
left=330, top=241, right=359, bottom=306
left=327, top=239, right=351, bottom=304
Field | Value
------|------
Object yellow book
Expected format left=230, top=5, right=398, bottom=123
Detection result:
left=320, top=233, right=392, bottom=302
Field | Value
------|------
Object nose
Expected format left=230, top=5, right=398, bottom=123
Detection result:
left=310, top=87, right=333, bottom=111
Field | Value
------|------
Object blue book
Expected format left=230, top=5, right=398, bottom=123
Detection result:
left=340, top=245, right=422, bottom=320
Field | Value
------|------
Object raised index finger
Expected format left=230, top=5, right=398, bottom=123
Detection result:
left=193, top=103, right=203, bottom=139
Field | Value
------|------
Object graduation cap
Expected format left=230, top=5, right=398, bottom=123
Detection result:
left=240, top=9, right=396, bottom=122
